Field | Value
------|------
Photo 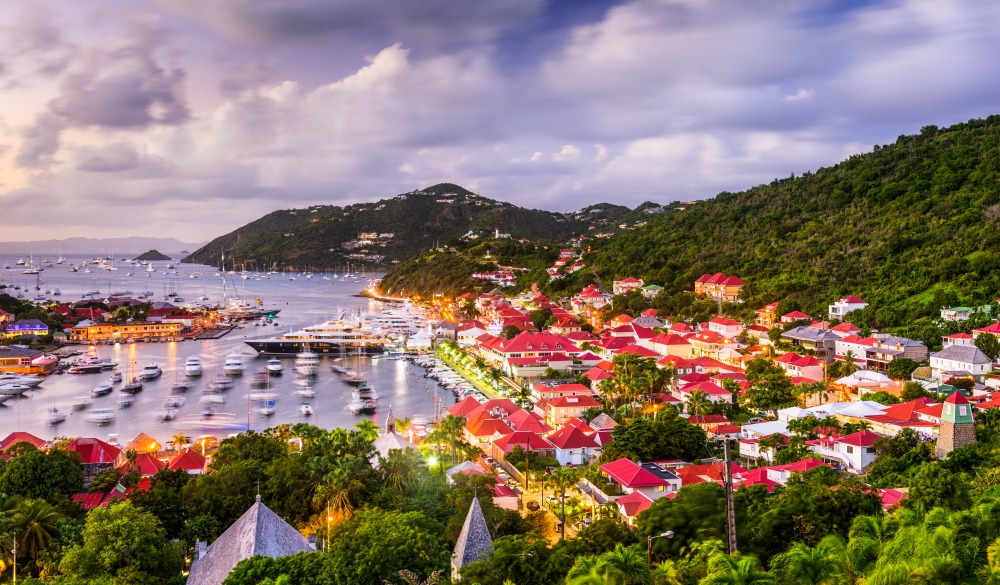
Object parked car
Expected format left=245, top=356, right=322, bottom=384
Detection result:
left=526, top=501, right=540, bottom=511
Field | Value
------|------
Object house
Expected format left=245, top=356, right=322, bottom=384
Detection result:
left=929, top=345, right=992, bottom=382
left=540, top=395, right=603, bottom=427
left=0, top=309, right=14, bottom=330
left=708, top=317, right=743, bottom=338
left=168, top=449, right=208, bottom=475
left=973, top=322, right=1000, bottom=339
left=943, top=332, right=974, bottom=347
left=774, top=352, right=826, bottom=381
left=864, top=398, right=940, bottom=437
left=546, top=423, right=601, bottom=466
left=612, top=277, right=645, bottom=295
left=0, top=345, right=49, bottom=374
left=4, top=318, right=49, bottom=338
left=755, top=303, right=779, bottom=328
left=648, top=333, right=691, bottom=357
left=188, top=495, right=315, bottom=585
left=642, top=284, right=664, bottom=300
left=599, top=458, right=682, bottom=501
left=0, top=432, right=46, bottom=451
left=491, top=431, right=554, bottom=462
left=678, top=381, right=733, bottom=404
left=615, top=491, right=654, bottom=526
left=829, top=322, right=862, bottom=338
left=780, top=326, right=839, bottom=362
left=70, top=321, right=183, bottom=342
left=828, top=296, right=869, bottom=321
left=531, top=382, right=594, bottom=402
left=805, top=430, right=880, bottom=473
left=833, top=335, right=928, bottom=373
left=65, top=438, right=121, bottom=482
left=765, top=458, right=831, bottom=486
left=694, top=273, right=745, bottom=302
left=941, top=305, right=992, bottom=322
left=688, top=331, right=736, bottom=359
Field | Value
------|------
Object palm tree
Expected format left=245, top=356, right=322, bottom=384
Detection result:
left=432, top=414, right=467, bottom=464
left=686, top=387, right=712, bottom=416
left=548, top=466, right=580, bottom=541
left=354, top=419, right=380, bottom=441
left=386, top=569, right=443, bottom=585
left=840, top=351, right=860, bottom=377
left=651, top=560, right=682, bottom=585
left=770, top=536, right=848, bottom=585
left=14, top=498, right=62, bottom=572
left=171, top=431, right=188, bottom=452
left=600, top=543, right=652, bottom=585
left=568, top=567, right=615, bottom=585
left=313, top=463, right=365, bottom=522
left=701, top=553, right=777, bottom=585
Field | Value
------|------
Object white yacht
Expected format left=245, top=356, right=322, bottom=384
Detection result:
left=185, top=356, right=203, bottom=377
left=266, top=358, right=284, bottom=374
left=46, top=407, right=67, bottom=425
left=294, top=349, right=320, bottom=376
left=223, top=352, right=244, bottom=376
left=243, top=318, right=383, bottom=356
left=85, top=409, right=116, bottom=425
left=139, top=362, right=162, bottom=380
left=0, top=373, right=43, bottom=388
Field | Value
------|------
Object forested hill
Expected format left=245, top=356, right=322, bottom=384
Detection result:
left=182, top=184, right=642, bottom=269
left=586, top=116, right=1000, bottom=333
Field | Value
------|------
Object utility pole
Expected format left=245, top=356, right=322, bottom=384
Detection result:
left=723, top=439, right=738, bottom=554
left=12, top=530, right=16, bottom=585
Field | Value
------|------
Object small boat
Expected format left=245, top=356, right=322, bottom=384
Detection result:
left=92, top=384, right=113, bottom=397
left=348, top=399, right=377, bottom=415
left=109, top=370, right=123, bottom=384
left=139, top=362, right=162, bottom=380
left=223, top=352, right=244, bottom=376
left=171, top=379, right=191, bottom=393
left=67, top=364, right=103, bottom=374
left=294, top=349, right=320, bottom=376
left=85, top=409, right=116, bottom=425
left=117, top=395, right=134, bottom=408
left=156, top=408, right=178, bottom=421
left=330, top=363, right=347, bottom=374
left=72, top=397, right=93, bottom=410
left=0, top=374, right=43, bottom=388
left=299, top=402, right=314, bottom=417
left=185, top=357, right=203, bottom=377
left=0, top=384, right=30, bottom=396
left=121, top=379, right=143, bottom=394
left=163, top=396, right=186, bottom=408
left=208, top=375, right=234, bottom=391
left=254, top=400, right=276, bottom=417
left=46, top=407, right=67, bottom=425
left=293, top=386, right=316, bottom=398
left=200, top=394, right=225, bottom=405
left=266, top=358, right=283, bottom=375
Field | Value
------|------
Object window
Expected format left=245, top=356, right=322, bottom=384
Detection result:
left=960, top=405, right=968, bottom=416
left=658, top=486, right=664, bottom=492
left=866, top=447, right=876, bottom=454
left=846, top=446, right=854, bottom=454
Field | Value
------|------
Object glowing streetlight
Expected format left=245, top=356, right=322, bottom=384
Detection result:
left=647, top=530, right=674, bottom=567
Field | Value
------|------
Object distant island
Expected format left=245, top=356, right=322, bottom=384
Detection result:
left=135, top=250, right=172, bottom=261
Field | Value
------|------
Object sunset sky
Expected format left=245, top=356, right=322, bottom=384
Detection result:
left=1, top=0, right=998, bottom=242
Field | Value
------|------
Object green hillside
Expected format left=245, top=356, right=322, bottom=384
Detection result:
left=182, top=183, right=639, bottom=270
left=582, top=116, right=1000, bottom=337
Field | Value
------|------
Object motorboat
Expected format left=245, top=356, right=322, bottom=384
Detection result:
left=0, top=374, right=43, bottom=388
left=185, top=357, right=203, bottom=377
left=293, top=386, right=316, bottom=398
left=0, top=384, right=30, bottom=396
left=45, top=407, right=66, bottom=425
left=163, top=396, right=186, bottom=408
left=299, top=402, right=314, bottom=417
left=85, top=409, right=116, bottom=425
left=223, top=352, right=244, bottom=376
left=121, top=378, right=143, bottom=394
left=208, top=375, right=234, bottom=391
left=294, top=349, right=320, bottom=376
left=139, top=362, right=162, bottom=380
left=67, top=364, right=104, bottom=374
left=117, top=395, right=134, bottom=408
left=200, top=394, right=225, bottom=405
left=109, top=369, right=123, bottom=384
left=156, top=408, right=178, bottom=421
left=92, top=384, right=113, bottom=397
left=72, top=396, right=93, bottom=410
left=171, top=379, right=191, bottom=393
left=348, top=399, right=377, bottom=415
left=266, top=358, right=284, bottom=375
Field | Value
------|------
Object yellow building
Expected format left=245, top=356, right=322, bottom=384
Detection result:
left=70, top=321, right=183, bottom=342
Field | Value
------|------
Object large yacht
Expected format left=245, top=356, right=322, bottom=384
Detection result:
left=223, top=352, right=245, bottom=376
left=244, top=319, right=384, bottom=356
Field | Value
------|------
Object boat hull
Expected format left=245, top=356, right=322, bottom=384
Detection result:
left=244, top=340, right=384, bottom=356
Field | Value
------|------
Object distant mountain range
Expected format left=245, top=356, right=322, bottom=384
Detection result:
left=0, top=237, right=203, bottom=255
left=183, top=183, right=672, bottom=270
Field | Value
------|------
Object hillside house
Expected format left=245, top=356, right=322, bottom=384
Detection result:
left=828, top=296, right=869, bottom=321
left=694, top=273, right=745, bottom=302
left=612, top=277, right=645, bottom=295
left=929, top=345, right=992, bottom=382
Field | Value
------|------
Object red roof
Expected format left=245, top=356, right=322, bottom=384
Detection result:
left=66, top=438, right=121, bottom=465
left=494, top=484, right=519, bottom=498
left=836, top=430, right=880, bottom=447
left=126, top=452, right=166, bottom=476
left=1, top=432, right=45, bottom=450
left=616, top=344, right=660, bottom=358
left=547, top=395, right=603, bottom=408
left=837, top=295, right=867, bottom=304
left=650, top=333, right=689, bottom=346
left=709, top=423, right=741, bottom=435
left=492, top=431, right=553, bottom=453
left=944, top=391, right=970, bottom=405
left=945, top=332, right=974, bottom=339
left=168, top=449, right=207, bottom=472
left=585, top=367, right=615, bottom=382
left=830, top=322, right=861, bottom=332
left=448, top=396, right=483, bottom=418
left=688, top=414, right=729, bottom=425
left=72, top=493, right=105, bottom=510
left=680, top=381, right=731, bottom=396
left=782, top=311, right=812, bottom=320
left=710, top=317, right=742, bottom=326
left=769, top=458, right=830, bottom=473
left=547, top=425, right=600, bottom=450
left=600, top=458, right=670, bottom=488
left=735, top=468, right=776, bottom=492
left=616, top=490, right=653, bottom=517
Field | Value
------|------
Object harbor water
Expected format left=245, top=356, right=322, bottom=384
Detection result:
left=0, top=254, right=452, bottom=444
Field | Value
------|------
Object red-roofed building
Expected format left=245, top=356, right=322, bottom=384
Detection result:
left=781, top=311, right=812, bottom=324
left=687, top=414, right=730, bottom=430
left=599, top=458, right=681, bottom=499
left=829, top=322, right=862, bottom=337
left=505, top=408, right=553, bottom=434
left=656, top=355, right=695, bottom=376
left=865, top=397, right=939, bottom=437
left=168, top=449, right=207, bottom=475
left=708, top=317, right=743, bottom=338
left=491, top=431, right=555, bottom=461
left=648, top=333, right=690, bottom=358
left=828, top=296, right=869, bottom=321
left=547, top=424, right=601, bottom=465
left=478, top=331, right=580, bottom=376
left=585, top=366, right=615, bottom=382
left=688, top=331, right=737, bottom=359
left=615, top=344, right=660, bottom=358
left=707, top=423, right=741, bottom=438
left=943, top=332, right=974, bottom=348
left=766, top=458, right=831, bottom=485
left=674, top=462, right=748, bottom=486
left=66, top=438, right=121, bottom=482
left=774, top=352, right=825, bottom=381
left=124, top=452, right=166, bottom=476
left=72, top=492, right=105, bottom=511
left=448, top=396, right=483, bottom=419
left=0, top=432, right=46, bottom=451
left=806, top=430, right=880, bottom=472
left=531, top=382, right=594, bottom=401
left=615, top=490, right=654, bottom=525
left=878, top=488, right=908, bottom=510
left=755, top=302, right=780, bottom=328
left=694, top=273, right=744, bottom=302
left=540, top=395, right=603, bottom=427
left=612, top=277, right=645, bottom=296
left=735, top=467, right=777, bottom=492
left=678, top=381, right=733, bottom=404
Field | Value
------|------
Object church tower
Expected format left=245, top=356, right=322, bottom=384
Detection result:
left=935, top=391, right=977, bottom=458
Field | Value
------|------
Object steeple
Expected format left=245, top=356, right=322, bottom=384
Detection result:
left=451, top=496, right=493, bottom=581
left=935, top=391, right=977, bottom=458
left=385, top=404, right=395, bottom=434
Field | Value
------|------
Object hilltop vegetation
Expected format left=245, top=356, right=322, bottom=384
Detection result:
left=583, top=117, right=1000, bottom=338
left=183, top=183, right=654, bottom=271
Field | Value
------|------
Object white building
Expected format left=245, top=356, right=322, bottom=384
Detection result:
left=828, top=296, right=869, bottom=321
left=929, top=345, right=992, bottom=382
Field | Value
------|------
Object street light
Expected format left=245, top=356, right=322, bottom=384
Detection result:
left=647, top=530, right=674, bottom=567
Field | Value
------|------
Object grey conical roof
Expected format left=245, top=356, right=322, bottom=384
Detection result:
left=187, top=495, right=312, bottom=585
left=451, top=496, right=493, bottom=574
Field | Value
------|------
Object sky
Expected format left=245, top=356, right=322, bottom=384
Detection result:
left=1, top=0, right=999, bottom=242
